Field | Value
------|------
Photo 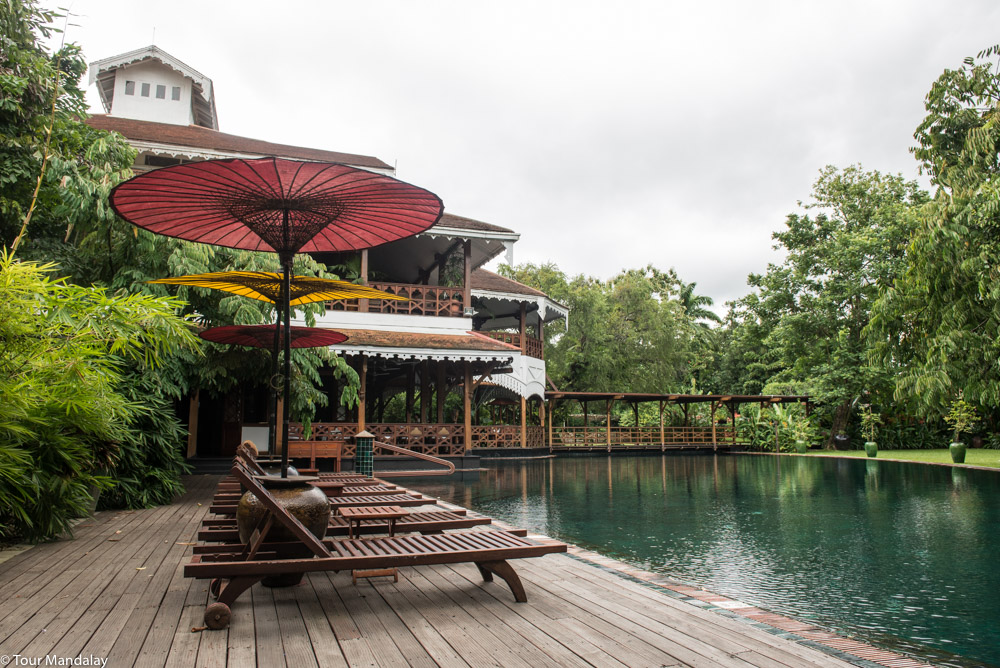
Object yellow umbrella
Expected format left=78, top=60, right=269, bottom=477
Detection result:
left=149, top=270, right=403, bottom=462
left=147, top=270, right=404, bottom=306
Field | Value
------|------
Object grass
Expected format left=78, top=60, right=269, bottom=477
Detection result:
left=808, top=448, right=1000, bottom=469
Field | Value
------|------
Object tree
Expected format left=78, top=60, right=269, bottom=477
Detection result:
left=727, top=166, right=927, bottom=442
left=500, top=262, right=697, bottom=393
left=869, top=46, right=1000, bottom=426
left=0, top=252, right=199, bottom=540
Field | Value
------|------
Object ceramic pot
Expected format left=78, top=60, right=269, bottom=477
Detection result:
left=795, top=440, right=808, bottom=454
left=833, top=434, right=850, bottom=450
left=259, top=463, right=298, bottom=477
left=864, top=441, right=878, bottom=458
left=236, top=475, right=330, bottom=544
left=949, top=442, right=967, bottom=464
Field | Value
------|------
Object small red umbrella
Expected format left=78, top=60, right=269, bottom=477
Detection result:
left=111, top=157, right=443, bottom=476
left=199, top=325, right=347, bottom=349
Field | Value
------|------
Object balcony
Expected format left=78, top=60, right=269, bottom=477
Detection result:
left=325, top=282, right=465, bottom=317
left=480, top=331, right=543, bottom=359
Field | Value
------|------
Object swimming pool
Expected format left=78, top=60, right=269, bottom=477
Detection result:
left=407, top=454, right=1000, bottom=667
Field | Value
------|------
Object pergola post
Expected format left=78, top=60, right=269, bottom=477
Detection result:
left=463, top=361, right=472, bottom=453
left=606, top=399, right=612, bottom=453
left=711, top=401, right=718, bottom=450
left=659, top=400, right=665, bottom=452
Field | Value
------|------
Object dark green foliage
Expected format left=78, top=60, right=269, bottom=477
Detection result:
left=500, top=262, right=711, bottom=394
left=0, top=254, right=199, bottom=541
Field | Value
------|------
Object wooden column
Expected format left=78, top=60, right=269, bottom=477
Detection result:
left=436, top=361, right=446, bottom=423
left=520, top=395, right=527, bottom=448
left=463, top=240, right=472, bottom=312
left=186, top=389, right=199, bottom=458
left=538, top=316, right=545, bottom=360
left=606, top=399, right=612, bottom=452
left=419, top=360, right=430, bottom=423
left=404, top=363, right=415, bottom=423
left=519, top=302, right=527, bottom=354
left=357, top=357, right=367, bottom=432
left=359, top=249, right=369, bottom=313
left=632, top=403, right=639, bottom=429
left=463, top=362, right=472, bottom=453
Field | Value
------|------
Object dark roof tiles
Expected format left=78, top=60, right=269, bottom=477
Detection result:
left=85, top=115, right=391, bottom=169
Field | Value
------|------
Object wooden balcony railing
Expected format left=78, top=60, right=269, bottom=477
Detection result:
left=469, top=425, right=544, bottom=448
left=324, top=282, right=465, bottom=317
left=480, top=332, right=544, bottom=359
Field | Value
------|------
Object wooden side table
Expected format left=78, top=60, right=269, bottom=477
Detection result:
left=337, top=505, right=410, bottom=584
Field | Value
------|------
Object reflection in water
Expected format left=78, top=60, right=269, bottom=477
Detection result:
left=408, top=454, right=1000, bottom=668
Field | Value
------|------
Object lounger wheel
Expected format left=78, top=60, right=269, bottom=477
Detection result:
left=209, top=578, right=222, bottom=599
left=204, top=602, right=231, bottom=629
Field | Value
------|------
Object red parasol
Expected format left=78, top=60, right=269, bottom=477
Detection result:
left=111, top=157, right=444, bottom=477
left=199, top=325, right=347, bottom=349
left=109, top=157, right=443, bottom=257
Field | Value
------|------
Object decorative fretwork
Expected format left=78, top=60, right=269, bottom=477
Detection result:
left=480, top=332, right=544, bottom=359
left=325, top=282, right=465, bottom=317
left=289, top=422, right=464, bottom=457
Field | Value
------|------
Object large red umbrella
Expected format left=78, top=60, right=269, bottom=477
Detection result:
left=111, top=157, right=444, bottom=476
left=199, top=324, right=347, bottom=348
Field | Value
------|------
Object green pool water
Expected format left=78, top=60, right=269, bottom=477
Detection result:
left=407, top=454, right=1000, bottom=667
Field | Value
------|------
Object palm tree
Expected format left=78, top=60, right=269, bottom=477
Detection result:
left=677, top=280, right=722, bottom=328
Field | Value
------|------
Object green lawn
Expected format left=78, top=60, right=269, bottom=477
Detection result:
left=808, top=448, right=1000, bottom=469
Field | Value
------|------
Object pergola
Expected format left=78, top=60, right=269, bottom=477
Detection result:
left=544, top=391, right=811, bottom=450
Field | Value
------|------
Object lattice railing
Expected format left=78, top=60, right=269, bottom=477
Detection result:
left=480, top=332, right=544, bottom=359
left=324, top=282, right=465, bottom=317
left=470, top=425, right=545, bottom=448
left=552, top=426, right=735, bottom=446
left=291, top=422, right=465, bottom=457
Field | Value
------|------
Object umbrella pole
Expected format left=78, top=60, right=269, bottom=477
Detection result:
left=267, top=307, right=280, bottom=462
left=281, top=254, right=293, bottom=479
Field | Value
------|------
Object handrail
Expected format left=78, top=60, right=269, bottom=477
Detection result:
left=371, top=440, right=456, bottom=478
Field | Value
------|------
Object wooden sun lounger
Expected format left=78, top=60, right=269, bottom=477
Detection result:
left=209, top=492, right=435, bottom=516
left=197, top=509, right=493, bottom=542
left=186, top=466, right=566, bottom=629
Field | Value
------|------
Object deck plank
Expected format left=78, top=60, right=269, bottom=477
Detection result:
left=0, top=475, right=872, bottom=668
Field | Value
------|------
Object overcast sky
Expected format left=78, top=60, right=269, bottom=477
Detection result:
left=56, top=0, right=1000, bottom=311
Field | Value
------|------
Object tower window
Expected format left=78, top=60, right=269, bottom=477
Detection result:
left=155, top=84, right=166, bottom=99
left=140, top=83, right=150, bottom=97
left=171, top=86, right=181, bottom=101
left=124, top=80, right=135, bottom=95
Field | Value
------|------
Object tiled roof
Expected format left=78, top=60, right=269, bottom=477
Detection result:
left=85, top=115, right=391, bottom=169
left=471, top=269, right=548, bottom=298
left=332, top=329, right=519, bottom=352
left=435, top=213, right=514, bottom=235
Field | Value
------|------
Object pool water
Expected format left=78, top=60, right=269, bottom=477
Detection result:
left=407, top=454, right=1000, bottom=667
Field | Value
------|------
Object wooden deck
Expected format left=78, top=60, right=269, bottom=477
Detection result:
left=0, top=475, right=876, bottom=667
